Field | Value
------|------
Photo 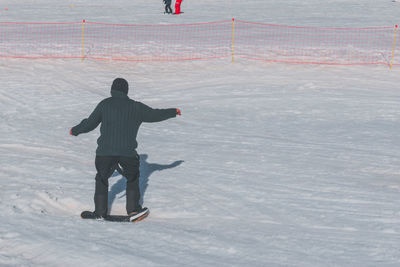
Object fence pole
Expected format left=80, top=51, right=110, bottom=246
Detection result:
left=81, top=19, right=85, bottom=61
left=390, top=25, right=398, bottom=70
left=232, top=18, right=235, bottom=64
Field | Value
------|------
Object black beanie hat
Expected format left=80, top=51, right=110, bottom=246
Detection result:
left=111, top=78, right=129, bottom=94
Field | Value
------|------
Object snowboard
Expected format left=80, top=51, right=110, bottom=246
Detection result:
left=81, top=208, right=149, bottom=223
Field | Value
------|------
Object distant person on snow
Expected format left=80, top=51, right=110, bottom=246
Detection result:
left=175, top=0, right=182, bottom=14
left=70, top=78, right=181, bottom=219
left=164, top=0, right=173, bottom=14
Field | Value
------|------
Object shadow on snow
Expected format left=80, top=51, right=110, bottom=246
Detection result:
left=108, top=154, right=184, bottom=213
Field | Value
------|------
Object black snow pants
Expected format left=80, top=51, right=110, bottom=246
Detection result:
left=94, top=155, right=141, bottom=217
left=165, top=4, right=172, bottom=14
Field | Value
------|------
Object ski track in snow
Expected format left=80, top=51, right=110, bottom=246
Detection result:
left=1, top=0, right=400, bottom=266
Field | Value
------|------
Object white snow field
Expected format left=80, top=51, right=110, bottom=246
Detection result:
left=1, top=0, right=400, bottom=266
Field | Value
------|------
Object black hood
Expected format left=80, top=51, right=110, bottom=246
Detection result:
left=111, top=78, right=129, bottom=95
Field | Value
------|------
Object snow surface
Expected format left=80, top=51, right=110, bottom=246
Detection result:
left=1, top=0, right=400, bottom=266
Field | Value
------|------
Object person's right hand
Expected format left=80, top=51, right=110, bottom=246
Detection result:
left=176, top=108, right=182, bottom=116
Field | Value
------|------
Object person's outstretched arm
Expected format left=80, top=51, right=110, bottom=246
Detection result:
left=140, top=102, right=180, bottom=123
left=70, top=103, right=103, bottom=136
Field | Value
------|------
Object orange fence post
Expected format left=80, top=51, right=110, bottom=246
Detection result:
left=232, top=18, right=235, bottom=64
left=390, top=25, right=398, bottom=70
left=81, top=19, right=85, bottom=61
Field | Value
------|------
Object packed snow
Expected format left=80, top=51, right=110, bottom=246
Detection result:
left=1, top=0, right=400, bottom=266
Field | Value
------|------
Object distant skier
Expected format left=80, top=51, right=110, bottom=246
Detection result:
left=70, top=78, right=181, bottom=220
left=175, top=0, right=182, bottom=14
left=164, top=0, right=172, bottom=14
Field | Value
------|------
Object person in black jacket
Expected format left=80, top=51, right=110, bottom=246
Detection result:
left=164, top=0, right=172, bottom=14
left=70, top=78, right=181, bottom=219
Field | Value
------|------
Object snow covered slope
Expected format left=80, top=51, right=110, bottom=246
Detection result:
left=1, top=1, right=400, bottom=266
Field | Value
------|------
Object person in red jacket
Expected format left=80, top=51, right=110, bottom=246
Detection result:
left=175, top=0, right=182, bottom=14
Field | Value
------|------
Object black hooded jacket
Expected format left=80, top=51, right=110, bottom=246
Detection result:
left=71, top=78, right=177, bottom=157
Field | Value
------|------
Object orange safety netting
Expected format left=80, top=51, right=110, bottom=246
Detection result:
left=0, top=20, right=398, bottom=66
left=235, top=20, right=398, bottom=66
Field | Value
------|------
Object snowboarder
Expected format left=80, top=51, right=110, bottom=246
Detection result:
left=175, top=0, right=182, bottom=14
left=70, top=78, right=181, bottom=219
left=164, top=0, right=173, bottom=14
